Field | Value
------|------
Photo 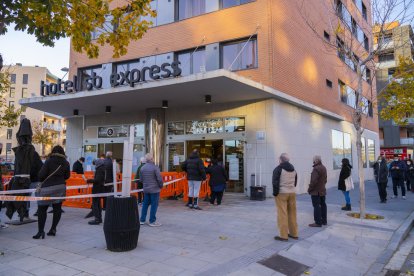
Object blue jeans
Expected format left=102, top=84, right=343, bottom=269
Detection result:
left=140, top=192, right=160, bottom=224
left=342, top=191, right=351, bottom=205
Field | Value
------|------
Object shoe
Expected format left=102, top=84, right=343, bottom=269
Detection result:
left=193, top=206, right=202, bottom=210
left=33, top=231, right=45, bottom=239
left=148, top=222, right=162, bottom=227
left=88, top=219, right=102, bottom=225
left=140, top=221, right=145, bottom=225
left=403, top=196, right=407, bottom=200
left=84, top=211, right=94, bottom=219
left=322, top=222, right=327, bottom=226
left=0, top=224, right=8, bottom=229
left=48, top=210, right=53, bottom=214
left=288, top=234, right=299, bottom=240
left=274, top=236, right=288, bottom=241
left=33, top=212, right=38, bottom=217
left=47, top=229, right=56, bottom=236
left=309, top=223, right=322, bottom=227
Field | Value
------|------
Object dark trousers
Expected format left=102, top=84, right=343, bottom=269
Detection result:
left=37, top=203, right=62, bottom=233
left=406, top=179, right=411, bottom=191
left=311, top=195, right=327, bottom=225
left=210, top=191, right=224, bottom=205
left=377, top=182, right=387, bottom=201
left=92, top=197, right=102, bottom=221
left=137, top=192, right=143, bottom=204
left=392, top=178, right=405, bottom=196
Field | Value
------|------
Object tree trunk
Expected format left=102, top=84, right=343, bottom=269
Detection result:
left=356, top=129, right=365, bottom=218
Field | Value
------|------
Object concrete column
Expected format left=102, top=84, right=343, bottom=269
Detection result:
left=65, top=116, right=83, bottom=166
left=145, top=108, right=166, bottom=170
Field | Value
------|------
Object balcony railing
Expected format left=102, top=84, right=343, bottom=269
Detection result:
left=42, top=122, right=62, bottom=132
left=400, top=138, right=414, bottom=145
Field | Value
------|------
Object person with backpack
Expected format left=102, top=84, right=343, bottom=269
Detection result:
left=182, top=149, right=206, bottom=210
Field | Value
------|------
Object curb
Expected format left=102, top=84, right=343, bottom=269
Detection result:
left=365, top=210, right=414, bottom=275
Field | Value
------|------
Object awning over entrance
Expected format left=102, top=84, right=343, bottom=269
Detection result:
left=20, top=69, right=343, bottom=121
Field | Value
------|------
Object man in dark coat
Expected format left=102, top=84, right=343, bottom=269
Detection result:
left=206, top=159, right=228, bottom=205
left=72, top=157, right=85, bottom=174
left=182, top=149, right=206, bottom=210
left=308, top=155, right=327, bottom=227
left=86, top=157, right=106, bottom=225
left=6, top=118, right=43, bottom=221
left=374, top=156, right=389, bottom=203
left=102, top=151, right=114, bottom=209
left=390, top=155, right=406, bottom=199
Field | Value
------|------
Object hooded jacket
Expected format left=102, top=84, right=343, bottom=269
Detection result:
left=308, top=161, right=327, bottom=196
left=38, top=153, right=70, bottom=188
left=338, top=161, right=352, bottom=191
left=272, top=161, right=297, bottom=196
left=182, top=152, right=206, bottom=181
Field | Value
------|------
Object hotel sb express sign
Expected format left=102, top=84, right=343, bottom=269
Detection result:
left=40, top=61, right=182, bottom=96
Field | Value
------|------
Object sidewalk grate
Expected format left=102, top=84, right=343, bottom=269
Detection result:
left=258, top=254, right=309, bottom=276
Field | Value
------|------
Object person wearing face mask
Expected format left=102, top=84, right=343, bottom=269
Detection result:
left=407, top=159, right=414, bottom=193
left=390, top=155, right=407, bottom=199
left=338, top=158, right=352, bottom=210
left=374, top=156, right=389, bottom=203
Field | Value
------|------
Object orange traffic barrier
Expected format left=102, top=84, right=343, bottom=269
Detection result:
left=63, top=178, right=92, bottom=208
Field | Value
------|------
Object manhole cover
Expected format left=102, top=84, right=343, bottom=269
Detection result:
left=258, top=254, right=309, bottom=276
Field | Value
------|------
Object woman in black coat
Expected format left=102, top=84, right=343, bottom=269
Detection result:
left=374, top=156, right=389, bottom=202
left=338, top=158, right=352, bottom=211
left=33, top=145, right=70, bottom=239
left=205, top=159, right=228, bottom=205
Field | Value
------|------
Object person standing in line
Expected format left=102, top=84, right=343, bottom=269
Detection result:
left=406, top=159, right=414, bottom=193
left=337, top=158, right=352, bottom=211
left=139, top=153, right=163, bottom=227
left=404, top=159, right=411, bottom=192
left=135, top=157, right=146, bottom=205
left=86, top=157, right=107, bottom=225
left=308, top=155, right=327, bottom=227
left=182, top=149, right=206, bottom=210
left=390, top=155, right=406, bottom=199
left=374, top=156, right=389, bottom=203
left=102, top=151, right=114, bottom=210
left=33, top=145, right=70, bottom=239
left=272, top=153, right=298, bottom=241
left=72, top=157, right=85, bottom=174
left=206, top=159, right=228, bottom=205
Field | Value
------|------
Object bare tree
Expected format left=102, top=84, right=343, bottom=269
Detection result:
left=297, top=0, right=414, bottom=218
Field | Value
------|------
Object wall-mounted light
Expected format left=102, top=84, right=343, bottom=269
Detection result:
left=105, top=106, right=111, bottom=113
left=162, top=100, right=168, bottom=109
left=205, top=95, right=212, bottom=104
left=73, top=109, right=79, bottom=116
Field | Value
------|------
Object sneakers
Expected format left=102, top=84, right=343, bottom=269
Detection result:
left=0, top=223, right=8, bottom=229
left=140, top=221, right=145, bottom=225
left=148, top=222, right=162, bottom=227
left=309, top=223, right=322, bottom=227
left=88, top=219, right=102, bottom=225
left=403, top=196, right=407, bottom=200
left=288, top=234, right=299, bottom=240
left=193, top=206, right=202, bottom=210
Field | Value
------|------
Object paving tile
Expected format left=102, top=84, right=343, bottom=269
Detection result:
left=163, top=255, right=211, bottom=272
left=8, top=255, right=53, bottom=272
left=65, top=257, right=115, bottom=274
left=31, top=263, right=81, bottom=276
left=0, top=268, right=34, bottom=276
left=136, top=261, right=184, bottom=275
left=43, top=251, right=85, bottom=265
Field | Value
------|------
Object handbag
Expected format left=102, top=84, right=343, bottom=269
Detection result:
left=345, top=176, right=354, bottom=191
left=35, top=165, right=62, bottom=196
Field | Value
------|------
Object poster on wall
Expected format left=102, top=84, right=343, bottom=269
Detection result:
left=229, top=157, right=239, bottom=180
left=98, top=125, right=130, bottom=138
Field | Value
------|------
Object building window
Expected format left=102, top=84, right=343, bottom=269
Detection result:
left=221, top=37, right=258, bottom=71
left=336, top=37, right=357, bottom=71
left=326, top=79, right=333, bottom=88
left=338, top=80, right=356, bottom=108
left=6, top=143, right=12, bottom=153
left=362, top=2, right=367, bottom=20
left=91, top=15, right=114, bottom=40
left=364, top=35, right=369, bottom=51
left=22, top=74, right=28, bottom=84
left=78, top=66, right=102, bottom=91
left=361, top=138, right=367, bottom=168
left=324, top=31, right=330, bottom=41
left=221, top=0, right=254, bottom=9
left=388, top=68, right=396, bottom=82
left=10, top=74, right=16, bottom=84
left=9, top=101, right=14, bottom=107
left=176, top=48, right=206, bottom=76
left=362, top=65, right=371, bottom=84
left=113, top=59, right=140, bottom=73
left=361, top=97, right=373, bottom=117
left=21, top=88, right=28, bottom=98
left=367, top=139, right=375, bottom=167
left=332, top=130, right=352, bottom=170
left=177, top=0, right=206, bottom=21
left=378, top=53, right=395, bottom=62
left=353, top=0, right=367, bottom=20
left=9, top=87, right=15, bottom=98
left=335, top=0, right=352, bottom=28
left=6, top=129, right=12, bottom=140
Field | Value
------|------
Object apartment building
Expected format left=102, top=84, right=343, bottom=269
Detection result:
left=374, top=22, right=414, bottom=160
left=22, top=0, right=379, bottom=194
left=0, top=65, right=65, bottom=161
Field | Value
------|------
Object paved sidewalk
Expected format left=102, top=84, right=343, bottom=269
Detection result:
left=0, top=180, right=413, bottom=276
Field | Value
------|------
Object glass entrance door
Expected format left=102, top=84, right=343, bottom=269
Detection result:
left=98, top=143, right=124, bottom=160
left=224, top=140, right=244, bottom=193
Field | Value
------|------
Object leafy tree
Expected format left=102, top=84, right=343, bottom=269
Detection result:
left=0, top=68, right=22, bottom=128
left=380, top=57, right=414, bottom=125
left=32, top=120, right=53, bottom=155
left=0, top=0, right=155, bottom=58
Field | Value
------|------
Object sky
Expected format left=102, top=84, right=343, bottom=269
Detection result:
left=0, top=2, right=412, bottom=78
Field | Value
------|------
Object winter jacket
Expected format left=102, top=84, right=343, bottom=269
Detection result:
left=88, top=159, right=106, bottom=194
left=38, top=153, right=70, bottom=188
left=135, top=162, right=145, bottom=189
left=206, top=165, right=228, bottom=192
left=338, top=164, right=352, bottom=191
left=272, top=162, right=297, bottom=196
left=182, top=152, right=206, bottom=181
left=103, top=158, right=114, bottom=183
left=72, top=160, right=84, bottom=174
left=308, top=162, right=327, bottom=196
left=374, top=160, right=389, bottom=183
left=390, top=160, right=406, bottom=179
left=407, top=164, right=414, bottom=180
left=139, top=161, right=163, bottom=194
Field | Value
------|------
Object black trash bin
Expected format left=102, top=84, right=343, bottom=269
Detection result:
left=250, top=186, right=266, bottom=201
left=103, top=196, right=140, bottom=252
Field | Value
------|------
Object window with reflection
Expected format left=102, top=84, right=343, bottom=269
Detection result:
left=78, top=66, right=102, bottom=91
left=221, top=0, right=254, bottom=8
left=332, top=130, right=352, bottom=169
left=186, top=119, right=224, bottom=134
left=168, top=122, right=185, bottom=135
left=222, top=38, right=258, bottom=71
left=367, top=139, right=375, bottom=167
left=225, top=117, right=245, bottom=132
left=178, top=0, right=206, bottom=20
left=176, top=48, right=206, bottom=76
left=361, top=138, right=367, bottom=168
left=114, top=59, right=140, bottom=73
